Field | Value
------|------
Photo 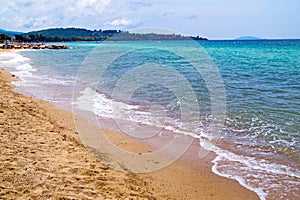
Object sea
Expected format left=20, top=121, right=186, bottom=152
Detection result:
left=0, top=39, right=299, bottom=199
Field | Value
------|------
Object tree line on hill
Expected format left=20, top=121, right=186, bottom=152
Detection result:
left=2, top=28, right=208, bottom=42
left=0, top=33, right=11, bottom=43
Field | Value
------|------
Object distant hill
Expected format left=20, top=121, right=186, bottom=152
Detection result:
left=0, top=29, right=23, bottom=36
left=17, top=28, right=119, bottom=42
left=235, top=36, right=264, bottom=40
left=14, top=27, right=207, bottom=42
left=23, top=28, right=120, bottom=38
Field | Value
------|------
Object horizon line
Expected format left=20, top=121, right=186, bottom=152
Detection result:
left=1, top=27, right=299, bottom=41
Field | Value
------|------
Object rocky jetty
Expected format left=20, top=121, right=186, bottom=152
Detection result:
left=2, top=43, right=69, bottom=50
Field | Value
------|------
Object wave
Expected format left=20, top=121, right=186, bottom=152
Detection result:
left=0, top=51, right=36, bottom=77
left=74, top=87, right=210, bottom=139
left=206, top=142, right=300, bottom=200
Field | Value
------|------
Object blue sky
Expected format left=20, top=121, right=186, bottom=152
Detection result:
left=0, top=0, right=299, bottom=39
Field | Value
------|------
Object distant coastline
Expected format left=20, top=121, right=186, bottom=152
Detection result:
left=235, top=36, right=264, bottom=40
left=1, top=27, right=208, bottom=43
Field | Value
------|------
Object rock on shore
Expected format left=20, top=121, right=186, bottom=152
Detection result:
left=2, top=43, right=69, bottom=50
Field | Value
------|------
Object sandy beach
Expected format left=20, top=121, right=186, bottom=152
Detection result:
left=0, top=50, right=259, bottom=199
left=0, top=67, right=166, bottom=199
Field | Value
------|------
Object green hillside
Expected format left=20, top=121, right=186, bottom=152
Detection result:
left=14, top=28, right=207, bottom=42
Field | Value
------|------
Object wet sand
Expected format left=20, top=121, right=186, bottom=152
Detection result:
left=0, top=54, right=259, bottom=199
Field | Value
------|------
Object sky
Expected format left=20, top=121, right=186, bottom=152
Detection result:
left=0, top=0, right=299, bottom=39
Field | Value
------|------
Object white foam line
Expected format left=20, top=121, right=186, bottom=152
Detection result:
left=215, top=146, right=300, bottom=178
left=211, top=156, right=267, bottom=200
left=202, top=140, right=300, bottom=200
left=76, top=88, right=208, bottom=140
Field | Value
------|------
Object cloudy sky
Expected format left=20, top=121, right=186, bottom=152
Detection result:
left=0, top=0, right=299, bottom=39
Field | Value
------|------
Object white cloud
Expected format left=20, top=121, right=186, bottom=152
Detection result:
left=0, top=0, right=148, bottom=31
left=1, top=0, right=112, bottom=31
left=71, top=0, right=111, bottom=14
left=32, top=16, right=48, bottom=27
left=0, top=16, right=8, bottom=22
left=109, top=18, right=133, bottom=26
left=79, top=0, right=110, bottom=11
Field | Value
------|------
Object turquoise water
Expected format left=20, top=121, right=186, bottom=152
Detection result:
left=0, top=40, right=299, bottom=199
left=206, top=40, right=300, bottom=154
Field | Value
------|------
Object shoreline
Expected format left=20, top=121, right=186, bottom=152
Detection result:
left=0, top=68, right=169, bottom=199
left=0, top=50, right=259, bottom=199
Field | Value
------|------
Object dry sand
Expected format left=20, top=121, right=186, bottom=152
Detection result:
left=0, top=51, right=259, bottom=199
left=0, top=69, right=166, bottom=199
